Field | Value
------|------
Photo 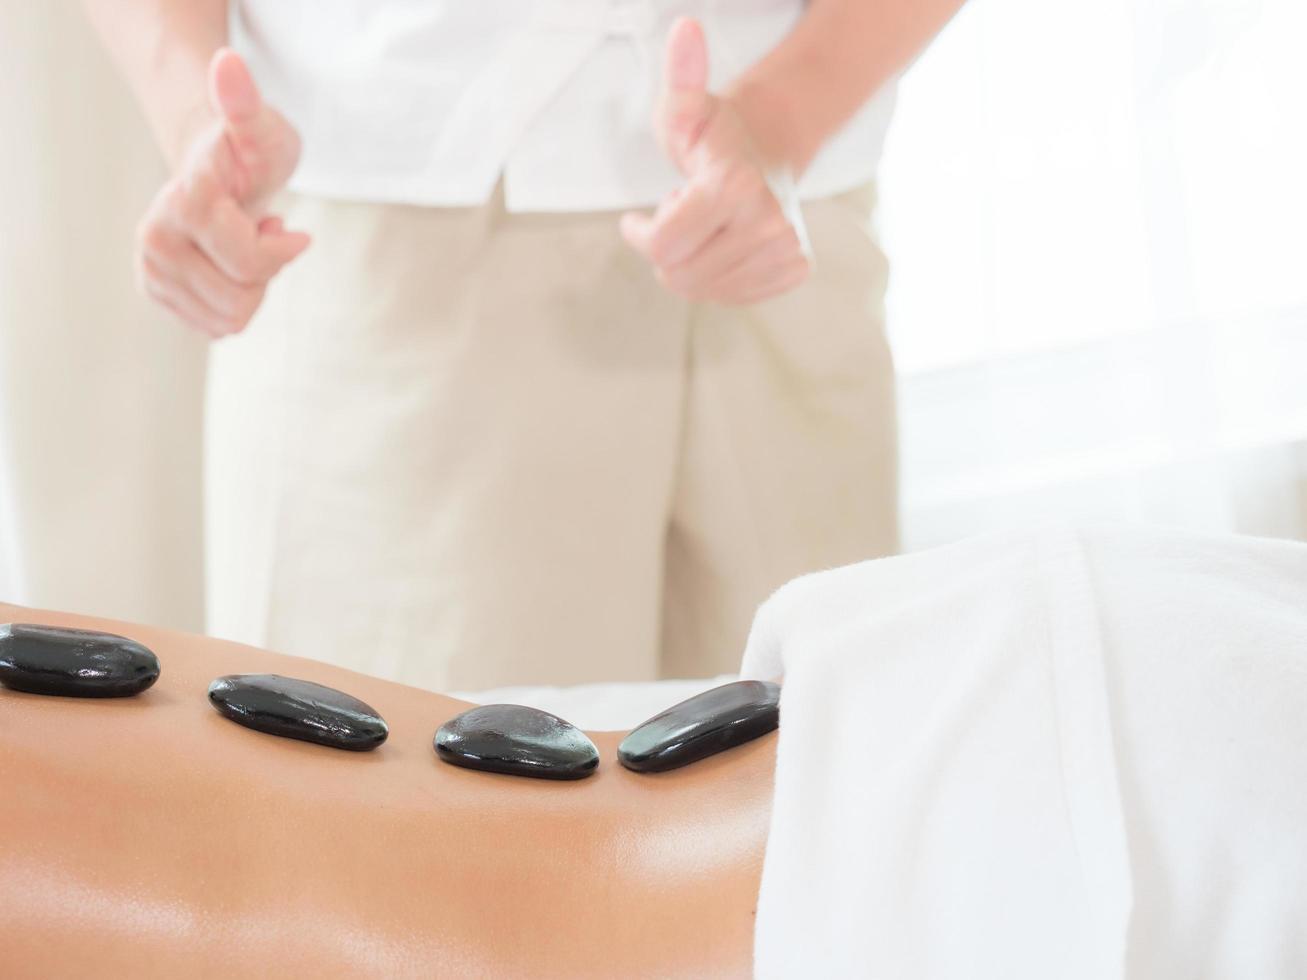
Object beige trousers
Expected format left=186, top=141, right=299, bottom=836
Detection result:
left=205, top=184, right=897, bottom=691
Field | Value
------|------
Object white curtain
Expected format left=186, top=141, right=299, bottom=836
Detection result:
left=881, top=0, right=1307, bottom=549
left=0, top=2, right=207, bottom=628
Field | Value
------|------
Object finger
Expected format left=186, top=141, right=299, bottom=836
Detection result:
left=208, top=47, right=290, bottom=204
left=734, top=260, right=811, bottom=305
left=165, top=172, right=310, bottom=278
left=139, top=256, right=225, bottom=338
left=712, top=255, right=811, bottom=306
left=643, top=177, right=737, bottom=268
left=263, top=227, right=312, bottom=265
left=209, top=49, right=264, bottom=137
left=657, top=166, right=780, bottom=267
left=686, top=232, right=803, bottom=302
left=658, top=225, right=745, bottom=295
left=673, top=225, right=801, bottom=300
left=657, top=17, right=715, bottom=167
left=666, top=17, right=708, bottom=93
left=188, top=197, right=309, bottom=284
left=137, top=220, right=228, bottom=331
left=661, top=208, right=794, bottom=295
left=173, top=243, right=265, bottom=328
left=252, top=211, right=311, bottom=266
left=620, top=177, right=735, bottom=267
left=620, top=210, right=656, bottom=255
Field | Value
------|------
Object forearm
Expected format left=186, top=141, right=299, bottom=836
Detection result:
left=82, top=0, right=229, bottom=169
left=727, top=0, right=967, bottom=173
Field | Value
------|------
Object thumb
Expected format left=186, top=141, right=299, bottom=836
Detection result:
left=657, top=17, right=714, bottom=170
left=665, top=16, right=709, bottom=94
left=206, top=48, right=299, bottom=205
left=209, top=48, right=264, bottom=135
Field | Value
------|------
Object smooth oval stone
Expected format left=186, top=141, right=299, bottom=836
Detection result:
left=0, top=623, right=160, bottom=697
left=208, top=674, right=388, bottom=751
left=618, top=680, right=780, bottom=773
left=434, top=704, right=599, bottom=780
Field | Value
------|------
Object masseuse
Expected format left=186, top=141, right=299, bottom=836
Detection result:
left=85, top=0, right=964, bottom=691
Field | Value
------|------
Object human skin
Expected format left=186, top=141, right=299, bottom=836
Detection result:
left=621, top=2, right=967, bottom=304
left=0, top=601, right=774, bottom=978
left=83, top=0, right=307, bottom=338
left=84, top=0, right=965, bottom=330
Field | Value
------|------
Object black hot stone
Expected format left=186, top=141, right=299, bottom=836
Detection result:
left=207, top=674, right=389, bottom=751
left=0, top=623, right=160, bottom=697
left=434, top=704, right=599, bottom=780
left=618, top=679, right=781, bottom=773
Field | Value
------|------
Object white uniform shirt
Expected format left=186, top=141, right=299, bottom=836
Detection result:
left=233, top=0, right=897, bottom=212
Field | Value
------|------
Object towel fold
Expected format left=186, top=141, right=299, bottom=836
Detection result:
left=743, top=523, right=1307, bottom=978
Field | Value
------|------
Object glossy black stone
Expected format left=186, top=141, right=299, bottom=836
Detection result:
left=0, top=623, right=160, bottom=697
left=434, top=704, right=599, bottom=780
left=207, top=674, right=389, bottom=751
left=618, top=679, right=780, bottom=773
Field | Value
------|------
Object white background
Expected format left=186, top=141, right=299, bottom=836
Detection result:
left=880, top=0, right=1307, bottom=547
left=2, top=0, right=1306, bottom=614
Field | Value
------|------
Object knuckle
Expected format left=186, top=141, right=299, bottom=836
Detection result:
left=208, top=291, right=239, bottom=318
left=660, top=267, right=689, bottom=293
left=730, top=166, right=766, bottom=199
left=137, top=219, right=169, bottom=257
left=185, top=170, right=219, bottom=206
left=180, top=177, right=224, bottom=230
left=648, top=236, right=676, bottom=269
left=762, top=234, right=798, bottom=265
left=765, top=217, right=797, bottom=242
left=137, top=262, right=165, bottom=298
left=226, top=287, right=260, bottom=321
left=686, top=173, right=722, bottom=209
left=233, top=252, right=266, bottom=284
left=163, top=180, right=191, bottom=219
left=701, top=160, right=731, bottom=193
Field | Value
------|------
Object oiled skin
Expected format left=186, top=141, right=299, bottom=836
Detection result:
left=0, top=602, right=773, bottom=978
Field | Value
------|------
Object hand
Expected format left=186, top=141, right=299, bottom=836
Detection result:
left=135, top=49, right=309, bottom=338
left=620, top=18, right=810, bottom=306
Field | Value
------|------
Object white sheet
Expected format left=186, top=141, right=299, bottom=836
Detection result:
left=742, top=523, right=1307, bottom=978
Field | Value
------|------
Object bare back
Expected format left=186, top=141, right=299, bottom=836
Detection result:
left=0, top=602, right=773, bottom=978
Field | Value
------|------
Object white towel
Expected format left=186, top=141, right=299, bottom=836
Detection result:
left=742, top=523, right=1307, bottom=979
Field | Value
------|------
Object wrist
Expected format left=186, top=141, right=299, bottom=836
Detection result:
left=143, top=40, right=220, bottom=173
left=724, top=62, right=825, bottom=177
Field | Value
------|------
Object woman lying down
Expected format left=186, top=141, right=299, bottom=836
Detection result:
left=2, top=523, right=1304, bottom=978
